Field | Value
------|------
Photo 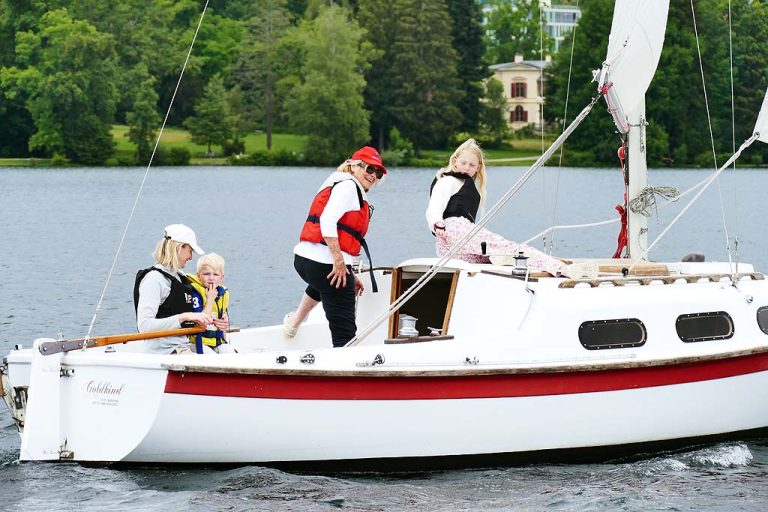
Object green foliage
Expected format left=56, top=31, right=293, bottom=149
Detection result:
left=1, top=8, right=118, bottom=164
left=390, top=0, right=463, bottom=152
left=154, top=146, right=191, bottom=166
left=484, top=0, right=554, bottom=64
left=126, top=71, right=161, bottom=164
left=729, top=0, right=768, bottom=165
left=479, top=78, right=510, bottom=147
left=283, top=4, right=371, bottom=163
left=358, top=0, right=397, bottom=149
left=381, top=127, right=414, bottom=166
left=232, top=148, right=303, bottom=166
left=547, top=0, right=768, bottom=167
left=446, top=0, right=488, bottom=132
left=231, top=0, right=294, bottom=150
left=184, top=74, right=231, bottom=156
left=50, top=152, right=68, bottom=167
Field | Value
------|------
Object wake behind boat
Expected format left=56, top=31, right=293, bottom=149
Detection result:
left=4, top=0, right=768, bottom=469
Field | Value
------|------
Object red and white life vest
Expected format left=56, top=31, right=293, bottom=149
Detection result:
left=299, top=181, right=370, bottom=256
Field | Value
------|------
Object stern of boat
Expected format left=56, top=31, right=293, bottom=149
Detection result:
left=16, top=338, right=170, bottom=462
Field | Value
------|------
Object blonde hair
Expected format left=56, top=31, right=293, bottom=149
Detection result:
left=197, top=252, right=225, bottom=275
left=153, top=237, right=186, bottom=271
left=435, top=138, right=487, bottom=211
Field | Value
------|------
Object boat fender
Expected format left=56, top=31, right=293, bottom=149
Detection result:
left=276, top=355, right=287, bottom=364
left=300, top=353, right=315, bottom=364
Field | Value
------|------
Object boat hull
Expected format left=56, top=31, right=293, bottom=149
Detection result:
left=10, top=346, right=767, bottom=465
left=126, top=361, right=768, bottom=464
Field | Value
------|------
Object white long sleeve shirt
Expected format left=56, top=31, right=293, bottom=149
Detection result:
left=425, top=175, right=465, bottom=233
left=294, top=172, right=368, bottom=265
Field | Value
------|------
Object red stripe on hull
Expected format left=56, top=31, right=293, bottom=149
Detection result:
left=164, top=352, right=768, bottom=400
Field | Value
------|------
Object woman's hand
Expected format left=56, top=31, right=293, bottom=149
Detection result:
left=354, top=276, right=365, bottom=296
left=327, top=257, right=348, bottom=288
left=179, top=312, right=213, bottom=327
left=212, top=314, right=229, bottom=331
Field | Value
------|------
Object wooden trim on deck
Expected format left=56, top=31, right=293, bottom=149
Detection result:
left=161, top=344, right=768, bottom=378
left=559, top=272, right=764, bottom=288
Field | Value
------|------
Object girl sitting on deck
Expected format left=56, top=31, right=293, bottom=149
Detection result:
left=425, top=138, right=564, bottom=275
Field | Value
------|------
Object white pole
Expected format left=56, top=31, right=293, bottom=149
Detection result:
left=626, top=98, right=648, bottom=261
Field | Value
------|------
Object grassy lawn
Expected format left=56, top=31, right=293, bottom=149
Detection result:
left=0, top=158, right=52, bottom=166
left=421, top=137, right=554, bottom=164
left=112, top=125, right=307, bottom=164
left=1, top=128, right=553, bottom=167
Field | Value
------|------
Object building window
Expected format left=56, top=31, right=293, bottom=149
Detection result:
left=676, top=311, right=734, bottom=342
left=510, top=106, right=528, bottom=122
left=511, top=82, right=527, bottom=98
left=578, top=318, right=647, bottom=350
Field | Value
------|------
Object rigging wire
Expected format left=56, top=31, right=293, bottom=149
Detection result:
left=547, top=0, right=579, bottom=256
left=523, top=169, right=723, bottom=245
left=727, top=0, right=740, bottom=272
left=83, top=1, right=211, bottom=342
left=539, top=1, right=546, bottom=252
left=690, top=0, right=734, bottom=268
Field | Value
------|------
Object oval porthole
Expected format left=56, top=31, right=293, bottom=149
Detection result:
left=578, top=318, right=647, bottom=350
left=757, top=306, right=768, bottom=335
left=676, top=311, right=734, bottom=342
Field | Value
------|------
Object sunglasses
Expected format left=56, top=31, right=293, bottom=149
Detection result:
left=361, top=163, right=384, bottom=179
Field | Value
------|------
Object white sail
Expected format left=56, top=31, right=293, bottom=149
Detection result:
left=756, top=87, right=768, bottom=143
left=598, top=0, right=670, bottom=132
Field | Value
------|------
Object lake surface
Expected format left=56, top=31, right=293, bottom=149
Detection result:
left=2, top=165, right=768, bottom=511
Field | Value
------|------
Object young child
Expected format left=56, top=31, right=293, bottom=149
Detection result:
left=186, top=253, right=234, bottom=353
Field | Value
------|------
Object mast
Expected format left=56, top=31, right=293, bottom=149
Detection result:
left=626, top=99, right=648, bottom=260
left=598, top=0, right=669, bottom=261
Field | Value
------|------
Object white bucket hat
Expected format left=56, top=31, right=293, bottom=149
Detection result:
left=164, top=224, right=204, bottom=255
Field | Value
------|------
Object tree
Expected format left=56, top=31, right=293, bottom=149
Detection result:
left=479, top=78, right=510, bottom=146
left=390, top=0, right=463, bottom=152
left=0, top=8, right=118, bottom=164
left=284, top=5, right=371, bottom=163
left=723, top=0, right=768, bottom=164
left=447, top=0, right=489, bottom=132
left=232, top=0, right=293, bottom=150
left=127, top=72, right=161, bottom=164
left=184, top=74, right=231, bottom=156
left=545, top=0, right=615, bottom=164
left=485, top=0, right=554, bottom=65
left=357, top=0, right=397, bottom=149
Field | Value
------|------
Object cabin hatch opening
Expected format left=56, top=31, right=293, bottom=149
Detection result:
left=388, top=268, right=459, bottom=339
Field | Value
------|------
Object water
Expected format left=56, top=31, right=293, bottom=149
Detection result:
left=2, top=165, right=768, bottom=510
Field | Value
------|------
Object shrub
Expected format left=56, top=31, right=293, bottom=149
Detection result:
left=153, top=147, right=191, bottom=166
left=50, top=152, right=68, bottom=167
left=232, top=149, right=303, bottom=166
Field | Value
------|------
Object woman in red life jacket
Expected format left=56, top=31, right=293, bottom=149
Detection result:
left=286, top=146, right=387, bottom=347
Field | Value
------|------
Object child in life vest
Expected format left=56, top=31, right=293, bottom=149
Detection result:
left=186, top=253, right=236, bottom=353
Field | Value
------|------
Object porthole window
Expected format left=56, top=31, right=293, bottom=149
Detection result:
left=757, top=306, right=768, bottom=335
left=578, top=318, right=647, bottom=350
left=676, top=311, right=734, bottom=342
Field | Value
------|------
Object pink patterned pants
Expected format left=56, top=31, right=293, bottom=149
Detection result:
left=436, top=217, right=564, bottom=275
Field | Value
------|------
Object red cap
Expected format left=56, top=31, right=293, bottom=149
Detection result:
left=351, top=146, right=387, bottom=175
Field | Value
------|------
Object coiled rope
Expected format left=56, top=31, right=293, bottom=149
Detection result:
left=628, top=186, right=679, bottom=217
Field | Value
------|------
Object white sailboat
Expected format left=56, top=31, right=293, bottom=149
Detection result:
left=4, top=0, right=768, bottom=469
